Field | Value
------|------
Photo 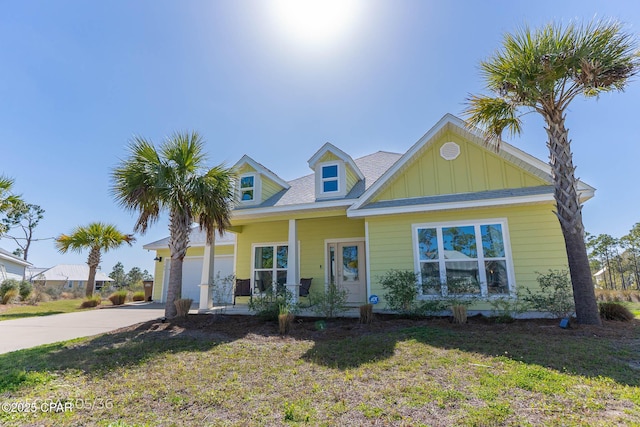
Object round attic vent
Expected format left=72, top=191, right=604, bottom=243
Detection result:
left=440, top=142, right=460, bottom=160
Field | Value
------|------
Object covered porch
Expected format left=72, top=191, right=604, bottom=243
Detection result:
left=197, top=216, right=369, bottom=312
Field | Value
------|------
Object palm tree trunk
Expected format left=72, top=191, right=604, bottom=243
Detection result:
left=544, top=108, right=601, bottom=325
left=86, top=247, right=101, bottom=298
left=166, top=257, right=183, bottom=318
left=165, top=210, right=191, bottom=318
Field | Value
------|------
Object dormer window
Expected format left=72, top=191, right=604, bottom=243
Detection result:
left=322, top=164, right=339, bottom=193
left=308, top=143, right=365, bottom=200
left=240, top=174, right=256, bottom=203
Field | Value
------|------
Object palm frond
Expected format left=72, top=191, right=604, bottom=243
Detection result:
left=463, top=95, right=522, bottom=149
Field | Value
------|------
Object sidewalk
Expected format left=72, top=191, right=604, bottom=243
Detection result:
left=0, top=302, right=166, bottom=354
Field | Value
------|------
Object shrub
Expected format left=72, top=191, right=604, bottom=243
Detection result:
left=599, top=302, right=635, bottom=321
left=2, top=288, right=19, bottom=304
left=521, top=270, right=575, bottom=319
left=18, top=281, right=32, bottom=300
left=80, top=295, right=102, bottom=308
left=489, top=296, right=528, bottom=323
left=174, top=298, right=193, bottom=317
left=132, top=291, right=145, bottom=301
left=308, top=282, right=349, bottom=318
left=45, top=286, right=63, bottom=300
left=26, top=283, right=49, bottom=305
left=379, top=270, right=419, bottom=313
left=0, top=279, right=20, bottom=299
left=108, top=290, right=128, bottom=306
left=248, top=286, right=296, bottom=321
left=415, top=299, right=449, bottom=317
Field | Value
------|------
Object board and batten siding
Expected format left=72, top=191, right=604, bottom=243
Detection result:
left=235, top=163, right=285, bottom=203
left=345, top=166, right=359, bottom=193
left=366, top=202, right=568, bottom=309
left=260, top=176, right=285, bottom=202
left=374, top=131, right=548, bottom=201
left=151, top=244, right=235, bottom=301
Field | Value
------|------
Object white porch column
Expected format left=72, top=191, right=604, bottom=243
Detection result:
left=286, top=219, right=299, bottom=303
left=198, top=233, right=216, bottom=312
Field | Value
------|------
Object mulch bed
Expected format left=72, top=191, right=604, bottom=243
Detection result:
left=116, top=312, right=639, bottom=344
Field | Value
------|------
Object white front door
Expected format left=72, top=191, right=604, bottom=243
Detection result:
left=328, top=241, right=366, bottom=305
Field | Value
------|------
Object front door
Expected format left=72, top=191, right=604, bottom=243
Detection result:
left=328, top=241, right=366, bottom=305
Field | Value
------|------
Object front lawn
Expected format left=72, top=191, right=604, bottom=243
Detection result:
left=0, top=298, right=91, bottom=321
left=0, top=314, right=638, bottom=426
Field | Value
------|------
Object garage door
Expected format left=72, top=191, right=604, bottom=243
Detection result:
left=162, top=255, right=234, bottom=303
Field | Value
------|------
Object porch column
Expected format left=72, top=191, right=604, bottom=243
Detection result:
left=198, top=233, right=216, bottom=312
left=286, top=219, right=299, bottom=303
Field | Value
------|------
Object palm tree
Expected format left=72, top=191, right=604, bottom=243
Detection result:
left=0, top=175, right=22, bottom=235
left=55, top=222, right=135, bottom=297
left=111, top=131, right=234, bottom=318
left=465, top=20, right=639, bottom=325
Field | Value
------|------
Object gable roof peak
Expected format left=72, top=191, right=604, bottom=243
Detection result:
left=307, top=142, right=365, bottom=180
left=232, top=154, right=290, bottom=189
left=348, top=112, right=595, bottom=212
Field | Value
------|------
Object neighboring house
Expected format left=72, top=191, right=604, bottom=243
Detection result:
left=0, top=247, right=31, bottom=281
left=593, top=266, right=608, bottom=288
left=143, top=230, right=236, bottom=303
left=147, top=114, right=595, bottom=312
left=27, top=264, right=114, bottom=292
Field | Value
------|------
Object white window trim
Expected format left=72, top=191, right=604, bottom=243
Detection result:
left=239, top=173, right=261, bottom=205
left=250, top=242, right=290, bottom=294
left=316, top=161, right=346, bottom=198
left=411, top=218, right=516, bottom=299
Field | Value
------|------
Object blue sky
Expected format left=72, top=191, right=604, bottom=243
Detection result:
left=2, top=0, right=640, bottom=276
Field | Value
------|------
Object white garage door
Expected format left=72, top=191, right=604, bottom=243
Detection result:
left=162, top=255, right=234, bottom=303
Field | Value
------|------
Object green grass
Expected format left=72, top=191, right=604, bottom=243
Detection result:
left=625, top=301, right=640, bottom=317
left=0, top=299, right=90, bottom=321
left=0, top=316, right=638, bottom=426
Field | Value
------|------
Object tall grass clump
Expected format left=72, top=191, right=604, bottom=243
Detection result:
left=599, top=302, right=634, bottom=321
left=132, top=291, right=145, bottom=301
left=108, top=290, right=128, bottom=306
left=174, top=298, right=193, bottom=317
left=80, top=295, right=102, bottom=308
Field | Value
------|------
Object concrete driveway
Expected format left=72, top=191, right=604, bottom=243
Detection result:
left=0, top=302, right=166, bottom=354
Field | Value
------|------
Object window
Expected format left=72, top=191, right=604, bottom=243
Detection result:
left=239, top=174, right=255, bottom=202
left=321, top=164, right=339, bottom=193
left=414, top=220, right=512, bottom=296
left=67, top=281, right=74, bottom=289
left=253, top=244, right=288, bottom=293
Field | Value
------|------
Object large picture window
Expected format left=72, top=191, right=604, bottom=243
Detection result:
left=253, top=244, right=288, bottom=293
left=413, top=220, right=513, bottom=297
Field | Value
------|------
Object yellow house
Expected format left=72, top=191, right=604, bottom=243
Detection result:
left=148, top=114, right=594, bottom=312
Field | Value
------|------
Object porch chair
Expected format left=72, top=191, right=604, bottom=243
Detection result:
left=234, top=278, right=251, bottom=305
left=299, top=278, right=313, bottom=297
